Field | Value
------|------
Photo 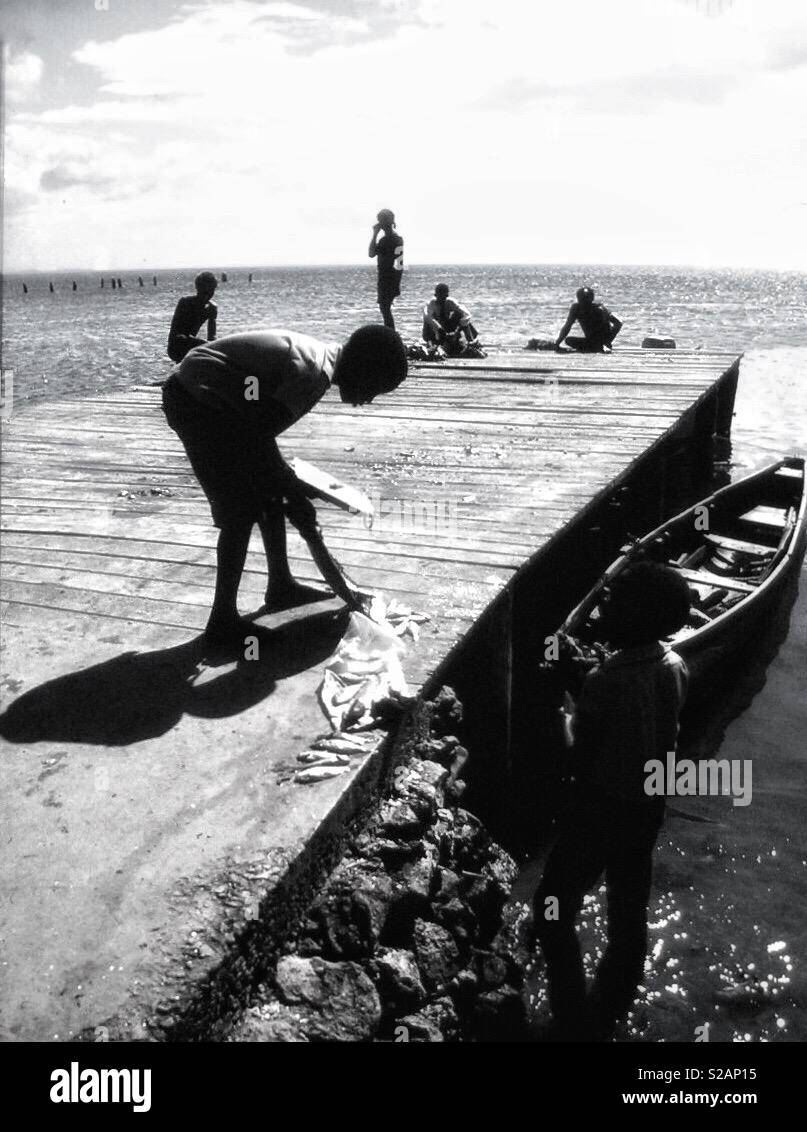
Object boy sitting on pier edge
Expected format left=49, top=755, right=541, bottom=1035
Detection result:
left=167, top=270, right=219, bottom=363
left=555, top=286, right=622, bottom=353
left=162, top=327, right=407, bottom=647
left=532, top=561, right=690, bottom=1040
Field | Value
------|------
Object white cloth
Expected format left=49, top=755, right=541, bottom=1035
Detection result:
left=423, top=297, right=472, bottom=327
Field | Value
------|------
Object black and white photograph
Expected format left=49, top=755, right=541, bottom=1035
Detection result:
left=0, top=0, right=804, bottom=1104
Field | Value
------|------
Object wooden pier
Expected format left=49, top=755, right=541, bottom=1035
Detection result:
left=0, top=347, right=740, bottom=1040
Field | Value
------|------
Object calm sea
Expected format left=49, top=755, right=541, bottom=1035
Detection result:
left=2, top=263, right=806, bottom=1042
left=2, top=263, right=807, bottom=407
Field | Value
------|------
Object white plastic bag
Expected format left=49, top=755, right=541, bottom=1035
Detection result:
left=318, top=611, right=409, bottom=731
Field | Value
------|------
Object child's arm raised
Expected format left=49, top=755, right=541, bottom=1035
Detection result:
left=559, top=690, right=576, bottom=748
left=368, top=224, right=381, bottom=257
left=567, top=667, right=610, bottom=761
left=205, top=301, right=217, bottom=342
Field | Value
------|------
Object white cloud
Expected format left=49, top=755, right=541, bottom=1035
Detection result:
left=19, top=99, right=195, bottom=126
left=5, top=49, right=44, bottom=105
left=4, top=0, right=807, bottom=270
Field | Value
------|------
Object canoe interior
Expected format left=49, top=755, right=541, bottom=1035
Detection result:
left=563, top=457, right=806, bottom=664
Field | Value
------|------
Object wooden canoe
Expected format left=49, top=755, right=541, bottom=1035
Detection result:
left=560, top=456, right=807, bottom=688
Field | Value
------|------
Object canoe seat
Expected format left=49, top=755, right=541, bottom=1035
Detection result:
left=675, top=567, right=756, bottom=594
left=738, top=505, right=788, bottom=532
left=705, top=533, right=775, bottom=557
left=774, top=465, right=803, bottom=483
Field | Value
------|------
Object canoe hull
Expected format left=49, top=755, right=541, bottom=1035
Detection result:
left=561, top=457, right=807, bottom=694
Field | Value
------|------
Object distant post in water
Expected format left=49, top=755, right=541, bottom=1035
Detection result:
left=0, top=368, right=13, bottom=421
left=22, top=283, right=28, bottom=294
left=101, top=278, right=104, bottom=288
left=221, top=272, right=227, bottom=283
left=248, top=272, right=253, bottom=283
left=117, top=277, right=123, bottom=289
left=49, top=282, right=54, bottom=293
left=111, top=278, right=116, bottom=289
left=152, top=276, right=157, bottom=286
left=138, top=276, right=144, bottom=287
left=72, top=281, right=77, bottom=291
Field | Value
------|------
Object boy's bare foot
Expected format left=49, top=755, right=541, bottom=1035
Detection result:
left=263, top=580, right=332, bottom=612
left=203, top=615, right=255, bottom=649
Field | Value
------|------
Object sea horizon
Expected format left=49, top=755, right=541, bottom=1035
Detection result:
left=4, top=261, right=807, bottom=412
left=5, top=260, right=807, bottom=277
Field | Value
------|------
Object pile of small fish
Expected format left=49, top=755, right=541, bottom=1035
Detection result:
left=292, top=730, right=384, bottom=784
left=363, top=594, right=430, bottom=643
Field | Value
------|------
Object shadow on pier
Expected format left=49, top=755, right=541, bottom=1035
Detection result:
left=0, top=606, right=346, bottom=747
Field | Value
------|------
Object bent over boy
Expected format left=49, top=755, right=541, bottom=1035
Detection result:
left=162, top=326, right=407, bottom=645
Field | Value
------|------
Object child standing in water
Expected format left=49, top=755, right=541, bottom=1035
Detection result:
left=533, top=561, right=691, bottom=1040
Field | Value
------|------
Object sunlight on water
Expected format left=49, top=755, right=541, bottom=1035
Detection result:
left=3, top=263, right=807, bottom=407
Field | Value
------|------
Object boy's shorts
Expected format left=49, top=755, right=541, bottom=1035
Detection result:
left=162, top=375, right=283, bottom=528
left=564, top=333, right=606, bottom=353
left=377, top=274, right=402, bottom=304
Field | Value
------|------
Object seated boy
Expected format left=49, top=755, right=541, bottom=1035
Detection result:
left=162, top=326, right=407, bottom=646
left=555, top=286, right=622, bottom=353
left=167, top=270, right=219, bottom=363
left=422, top=283, right=478, bottom=352
left=533, top=561, right=691, bottom=1040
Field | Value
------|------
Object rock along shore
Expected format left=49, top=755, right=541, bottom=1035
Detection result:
left=225, top=688, right=531, bottom=1042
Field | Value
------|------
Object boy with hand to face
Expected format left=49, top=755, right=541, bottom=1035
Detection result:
left=368, top=209, right=404, bottom=330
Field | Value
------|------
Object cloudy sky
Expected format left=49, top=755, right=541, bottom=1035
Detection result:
left=3, top=0, right=806, bottom=271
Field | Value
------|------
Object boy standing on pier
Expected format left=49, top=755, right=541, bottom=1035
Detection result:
left=368, top=209, right=404, bottom=330
left=167, top=271, right=219, bottom=363
left=162, top=326, right=407, bottom=646
left=533, top=562, right=690, bottom=1040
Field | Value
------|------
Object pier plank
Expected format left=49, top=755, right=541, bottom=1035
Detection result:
left=1, top=347, right=740, bottom=703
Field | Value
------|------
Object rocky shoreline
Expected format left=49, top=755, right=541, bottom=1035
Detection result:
left=226, top=688, right=531, bottom=1042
